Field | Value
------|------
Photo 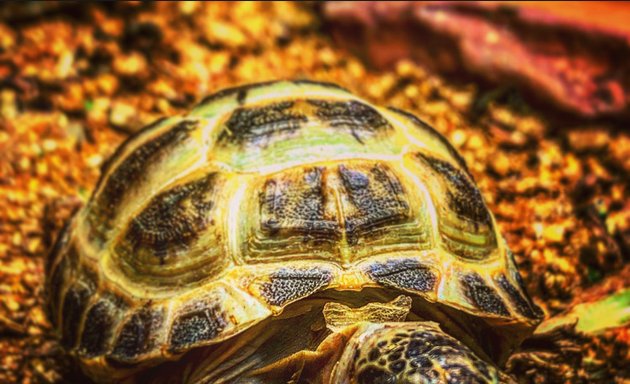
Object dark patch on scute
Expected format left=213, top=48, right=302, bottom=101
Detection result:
left=169, top=302, right=227, bottom=352
left=220, top=101, right=307, bottom=146
left=496, top=274, right=538, bottom=319
left=339, top=164, right=411, bottom=245
left=309, top=99, right=391, bottom=144
left=197, top=81, right=277, bottom=107
left=109, top=307, right=164, bottom=363
left=261, top=167, right=340, bottom=237
left=388, top=107, right=470, bottom=173
left=416, top=153, right=491, bottom=225
left=367, top=259, right=437, bottom=293
left=93, top=119, right=197, bottom=230
left=462, top=273, right=509, bottom=316
left=122, top=173, right=217, bottom=265
left=61, top=283, right=92, bottom=348
left=78, top=299, right=116, bottom=358
left=258, top=268, right=332, bottom=306
left=357, top=366, right=397, bottom=384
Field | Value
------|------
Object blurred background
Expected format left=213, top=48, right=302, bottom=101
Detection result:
left=0, top=2, right=628, bottom=383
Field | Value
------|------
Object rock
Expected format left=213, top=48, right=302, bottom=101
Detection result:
left=113, top=51, right=148, bottom=77
left=543, top=223, right=567, bottom=244
left=490, top=152, right=511, bottom=177
left=324, top=1, right=630, bottom=119
left=203, top=21, right=247, bottom=48
left=109, top=101, right=138, bottom=131
left=567, top=129, right=610, bottom=152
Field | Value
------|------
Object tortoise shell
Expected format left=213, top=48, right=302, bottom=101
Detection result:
left=46, top=80, right=541, bottom=381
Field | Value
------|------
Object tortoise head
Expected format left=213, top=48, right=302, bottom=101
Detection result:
left=331, top=321, right=503, bottom=384
left=316, top=296, right=503, bottom=384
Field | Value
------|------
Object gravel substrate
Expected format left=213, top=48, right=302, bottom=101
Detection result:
left=0, top=3, right=627, bottom=383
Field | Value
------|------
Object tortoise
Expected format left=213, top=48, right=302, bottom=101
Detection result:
left=46, top=80, right=543, bottom=383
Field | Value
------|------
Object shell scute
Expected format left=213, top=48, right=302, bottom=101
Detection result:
left=256, top=267, right=333, bottom=307
left=246, top=166, right=341, bottom=263
left=338, top=163, right=411, bottom=247
left=495, top=274, right=540, bottom=320
left=219, top=100, right=308, bottom=147
left=113, top=171, right=229, bottom=286
left=169, top=300, right=228, bottom=353
left=78, top=299, right=117, bottom=358
left=366, top=259, right=438, bottom=294
left=461, top=273, right=510, bottom=317
left=108, top=306, right=165, bottom=364
left=260, top=166, right=340, bottom=238
left=90, top=120, right=198, bottom=235
left=417, top=154, right=489, bottom=225
left=123, top=173, right=216, bottom=261
left=412, top=152, right=497, bottom=261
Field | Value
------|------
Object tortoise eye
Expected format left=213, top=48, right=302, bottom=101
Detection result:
left=113, top=173, right=228, bottom=284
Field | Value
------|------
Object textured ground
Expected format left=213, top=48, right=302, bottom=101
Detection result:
left=0, top=3, right=628, bottom=383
